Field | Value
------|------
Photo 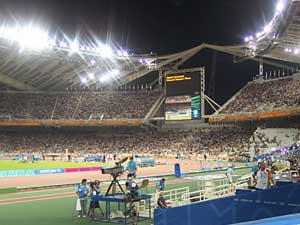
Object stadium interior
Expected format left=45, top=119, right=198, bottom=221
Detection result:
left=1, top=0, right=300, bottom=225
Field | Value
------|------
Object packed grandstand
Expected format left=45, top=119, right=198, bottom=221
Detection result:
left=0, top=74, right=300, bottom=163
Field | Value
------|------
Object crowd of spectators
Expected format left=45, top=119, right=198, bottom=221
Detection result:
left=220, top=77, right=300, bottom=114
left=0, top=90, right=161, bottom=120
left=0, top=127, right=253, bottom=161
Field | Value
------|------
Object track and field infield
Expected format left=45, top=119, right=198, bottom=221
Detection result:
left=0, top=160, right=111, bottom=171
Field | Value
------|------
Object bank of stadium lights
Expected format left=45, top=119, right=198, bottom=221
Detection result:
left=80, top=69, right=120, bottom=84
left=284, top=47, right=300, bottom=55
left=0, top=24, right=134, bottom=60
left=0, top=25, right=49, bottom=50
left=244, top=0, right=286, bottom=44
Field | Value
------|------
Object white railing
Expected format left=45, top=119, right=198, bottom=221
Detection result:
left=139, top=175, right=252, bottom=217
left=182, top=183, right=235, bottom=204
left=139, top=186, right=189, bottom=217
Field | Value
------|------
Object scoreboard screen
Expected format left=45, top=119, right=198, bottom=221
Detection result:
left=166, top=72, right=200, bottom=97
left=165, top=71, right=201, bottom=121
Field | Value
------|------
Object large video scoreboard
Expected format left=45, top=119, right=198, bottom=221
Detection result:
left=165, top=70, right=202, bottom=121
left=166, top=72, right=200, bottom=97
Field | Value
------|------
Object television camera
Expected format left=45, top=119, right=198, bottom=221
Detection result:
left=101, top=157, right=128, bottom=196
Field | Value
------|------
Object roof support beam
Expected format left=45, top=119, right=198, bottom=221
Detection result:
left=0, top=72, right=37, bottom=91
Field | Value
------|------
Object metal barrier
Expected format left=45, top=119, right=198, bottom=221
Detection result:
left=139, top=186, right=190, bottom=218
left=182, top=175, right=252, bottom=205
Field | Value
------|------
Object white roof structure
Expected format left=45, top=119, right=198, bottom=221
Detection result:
left=0, top=0, right=298, bottom=91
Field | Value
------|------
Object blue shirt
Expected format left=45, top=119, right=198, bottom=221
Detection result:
left=252, top=166, right=259, bottom=176
left=127, top=160, right=137, bottom=172
left=156, top=180, right=165, bottom=191
left=76, top=184, right=88, bottom=200
left=227, top=168, right=234, bottom=175
left=90, top=186, right=101, bottom=201
left=135, top=188, right=142, bottom=198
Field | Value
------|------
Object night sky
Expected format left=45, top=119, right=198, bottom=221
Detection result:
left=0, top=0, right=277, bottom=105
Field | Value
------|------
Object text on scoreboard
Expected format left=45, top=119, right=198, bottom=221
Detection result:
left=166, top=72, right=200, bottom=97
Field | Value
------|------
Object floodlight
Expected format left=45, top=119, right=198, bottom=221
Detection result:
left=70, top=41, right=79, bottom=52
left=80, top=46, right=86, bottom=51
left=111, top=69, right=119, bottom=75
left=285, top=48, right=289, bottom=52
left=81, top=77, right=87, bottom=84
left=145, top=59, right=152, bottom=65
left=19, top=26, right=49, bottom=49
left=99, top=74, right=110, bottom=82
left=256, top=32, right=263, bottom=38
left=244, top=37, right=249, bottom=42
left=139, top=59, right=144, bottom=63
left=90, top=59, right=96, bottom=65
left=86, top=46, right=91, bottom=51
left=88, top=73, right=95, bottom=79
left=117, top=50, right=122, bottom=56
left=48, top=39, right=56, bottom=46
left=276, top=0, right=284, bottom=13
left=100, top=45, right=113, bottom=58
left=59, top=41, right=67, bottom=48
left=294, top=49, right=299, bottom=54
left=264, top=25, right=271, bottom=33
left=122, top=51, right=128, bottom=57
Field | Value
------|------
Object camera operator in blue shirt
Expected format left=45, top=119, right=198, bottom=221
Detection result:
left=124, top=182, right=142, bottom=225
left=89, top=180, right=101, bottom=220
left=126, top=156, right=137, bottom=180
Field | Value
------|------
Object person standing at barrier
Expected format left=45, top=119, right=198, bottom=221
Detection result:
left=156, top=178, right=166, bottom=192
left=126, top=156, right=137, bottom=180
left=76, top=179, right=88, bottom=218
left=253, top=161, right=269, bottom=190
left=225, top=164, right=234, bottom=184
left=88, top=180, right=102, bottom=220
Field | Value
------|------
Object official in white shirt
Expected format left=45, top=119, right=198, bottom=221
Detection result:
left=253, top=161, right=269, bottom=190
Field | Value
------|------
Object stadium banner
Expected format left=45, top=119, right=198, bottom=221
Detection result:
left=154, top=182, right=300, bottom=225
left=209, top=108, right=300, bottom=123
left=64, top=166, right=102, bottom=173
left=34, top=168, right=65, bottom=175
left=0, top=169, right=35, bottom=177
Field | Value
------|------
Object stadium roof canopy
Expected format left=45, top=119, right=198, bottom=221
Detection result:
left=0, top=0, right=299, bottom=91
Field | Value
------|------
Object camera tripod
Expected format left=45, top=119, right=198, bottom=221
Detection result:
left=105, top=174, right=125, bottom=196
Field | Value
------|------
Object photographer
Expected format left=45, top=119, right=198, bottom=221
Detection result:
left=124, top=182, right=142, bottom=225
left=75, top=179, right=88, bottom=218
left=88, top=180, right=101, bottom=220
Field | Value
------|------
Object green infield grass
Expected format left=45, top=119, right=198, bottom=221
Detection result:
left=0, top=160, right=112, bottom=171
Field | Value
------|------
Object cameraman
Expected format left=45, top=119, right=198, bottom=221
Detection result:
left=126, top=156, right=137, bottom=180
left=76, top=179, right=88, bottom=218
left=88, top=180, right=101, bottom=220
left=124, top=182, right=141, bottom=225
